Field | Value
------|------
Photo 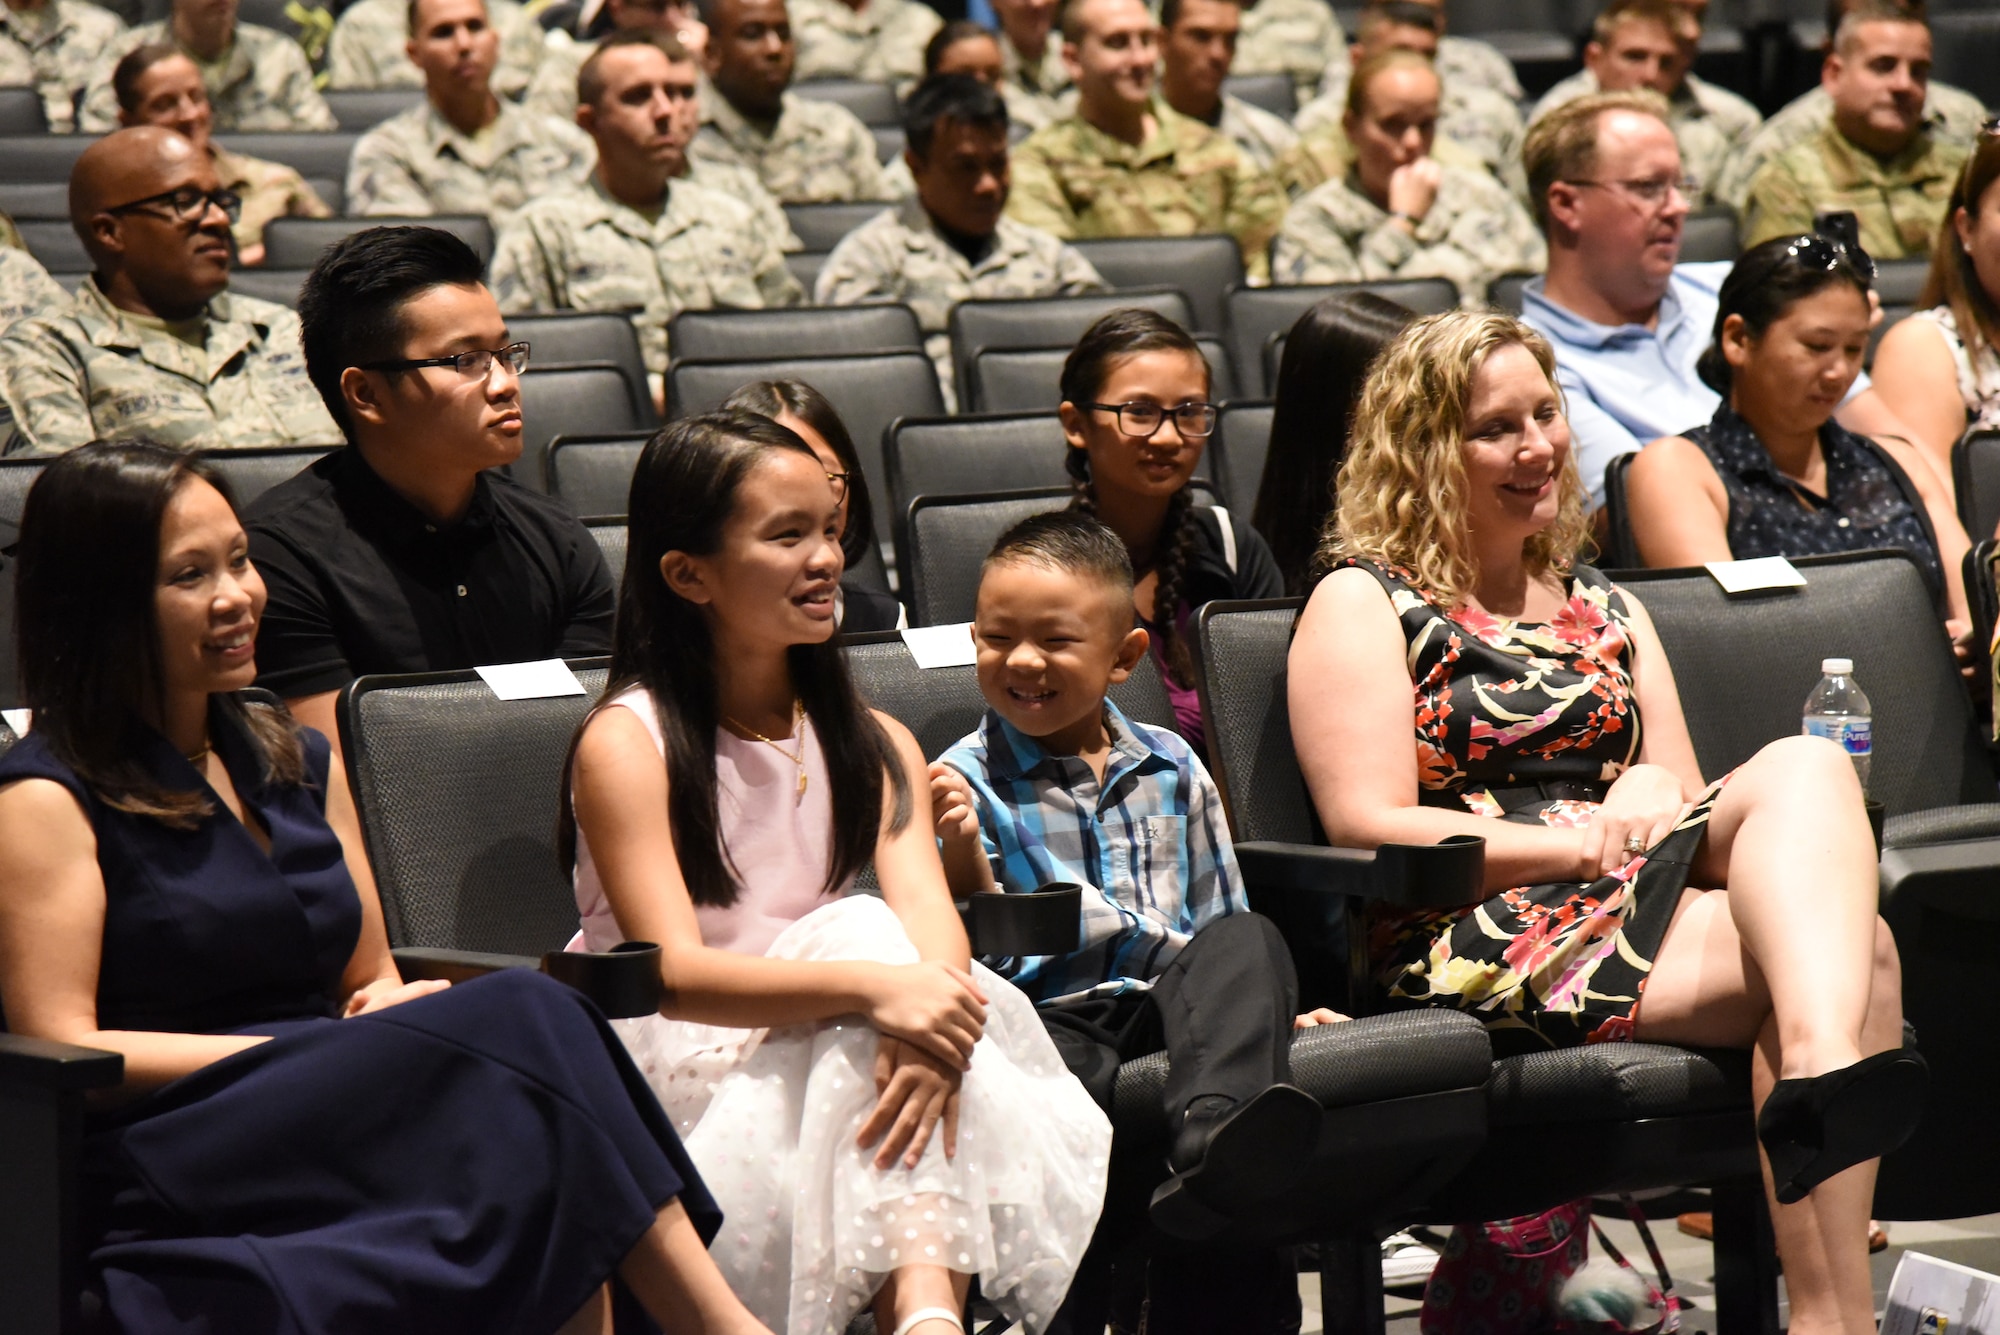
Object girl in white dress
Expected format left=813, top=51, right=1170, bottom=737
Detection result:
left=562, top=411, right=1111, bottom=1335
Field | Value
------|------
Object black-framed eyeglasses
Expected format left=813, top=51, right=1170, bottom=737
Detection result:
left=1787, top=233, right=1877, bottom=284
left=357, top=341, right=532, bottom=380
left=105, top=185, right=243, bottom=224
left=1560, top=175, right=1699, bottom=208
left=825, top=469, right=851, bottom=496
left=1084, top=400, right=1218, bottom=440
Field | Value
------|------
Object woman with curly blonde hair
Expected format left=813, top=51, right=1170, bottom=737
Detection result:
left=1292, top=311, right=1915, bottom=1335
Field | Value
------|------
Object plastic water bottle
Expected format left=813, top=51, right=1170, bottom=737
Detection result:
left=1802, top=657, right=1872, bottom=791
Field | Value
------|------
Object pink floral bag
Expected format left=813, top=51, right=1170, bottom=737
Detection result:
left=1419, top=1198, right=1680, bottom=1335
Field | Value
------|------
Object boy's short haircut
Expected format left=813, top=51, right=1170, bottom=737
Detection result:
left=984, top=510, right=1135, bottom=603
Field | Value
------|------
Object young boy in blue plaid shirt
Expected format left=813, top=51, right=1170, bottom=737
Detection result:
left=930, top=511, right=1344, bottom=1334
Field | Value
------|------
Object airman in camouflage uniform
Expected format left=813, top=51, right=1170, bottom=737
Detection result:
left=1717, top=81, right=1986, bottom=211
left=1009, top=102, right=1285, bottom=282
left=0, top=280, right=340, bottom=454
left=1285, top=90, right=1522, bottom=199
left=789, top=0, right=938, bottom=84
left=1534, top=68, right=1758, bottom=207
left=815, top=195, right=1105, bottom=407
left=326, top=0, right=546, bottom=98
left=693, top=87, right=890, bottom=201
left=0, top=246, right=65, bottom=334
left=1233, top=0, right=1342, bottom=102
left=1742, top=118, right=1966, bottom=259
left=347, top=99, right=596, bottom=222
left=489, top=177, right=802, bottom=382
left=1274, top=162, right=1544, bottom=303
left=0, top=0, right=126, bottom=134
left=79, top=20, right=336, bottom=132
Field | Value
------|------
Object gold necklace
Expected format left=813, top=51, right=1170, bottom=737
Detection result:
left=723, top=699, right=808, bottom=798
left=185, top=740, right=211, bottom=766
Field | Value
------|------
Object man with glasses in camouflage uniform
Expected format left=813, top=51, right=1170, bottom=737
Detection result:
left=0, top=126, right=338, bottom=455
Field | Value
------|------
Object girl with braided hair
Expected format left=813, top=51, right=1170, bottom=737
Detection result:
left=1058, top=309, right=1283, bottom=750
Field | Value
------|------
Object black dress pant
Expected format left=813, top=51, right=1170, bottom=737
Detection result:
left=1040, top=913, right=1305, bottom=1335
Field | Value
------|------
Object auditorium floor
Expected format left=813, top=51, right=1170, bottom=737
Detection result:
left=1296, top=1197, right=2000, bottom=1334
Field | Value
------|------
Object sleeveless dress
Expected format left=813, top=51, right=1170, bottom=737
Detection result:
left=0, top=699, right=717, bottom=1334
left=1912, top=305, right=2000, bottom=434
left=1683, top=402, right=1943, bottom=598
left=571, top=686, right=1112, bottom=1335
left=1346, top=561, right=1723, bottom=1057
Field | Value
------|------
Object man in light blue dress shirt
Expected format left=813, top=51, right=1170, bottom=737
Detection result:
left=1517, top=90, right=1910, bottom=507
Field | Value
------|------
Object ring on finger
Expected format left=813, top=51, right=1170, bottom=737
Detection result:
left=1623, top=834, right=1646, bottom=855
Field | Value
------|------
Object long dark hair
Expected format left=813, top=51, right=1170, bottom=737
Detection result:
left=1696, top=234, right=1873, bottom=395
left=564, top=412, right=909, bottom=908
left=16, top=441, right=304, bottom=828
left=720, top=379, right=877, bottom=576
left=1255, top=292, right=1416, bottom=595
left=1059, top=308, right=1210, bottom=686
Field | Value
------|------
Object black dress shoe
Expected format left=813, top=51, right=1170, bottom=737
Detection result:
left=1758, top=1048, right=1929, bottom=1205
left=1149, top=1084, right=1321, bottom=1239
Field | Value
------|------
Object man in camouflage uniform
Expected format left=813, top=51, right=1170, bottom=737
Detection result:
left=1717, top=0, right=1985, bottom=210
left=992, top=0, right=1069, bottom=127
left=0, top=128, right=339, bottom=455
left=1317, top=0, right=1520, bottom=107
left=1275, top=50, right=1542, bottom=303
left=690, top=0, right=890, bottom=201
left=1008, top=0, right=1285, bottom=282
left=0, top=243, right=65, bottom=333
left=114, top=45, right=332, bottom=265
left=1159, top=0, right=1296, bottom=175
left=789, top=0, right=938, bottom=84
left=1531, top=0, right=1759, bottom=207
left=1742, top=3, right=1967, bottom=258
left=0, top=0, right=124, bottom=133
left=1289, top=2, right=1524, bottom=198
left=816, top=74, right=1103, bottom=409
left=490, top=32, right=800, bottom=409
left=78, top=0, right=335, bottom=132
left=347, top=0, right=596, bottom=224
left=1232, top=0, right=1342, bottom=104
left=521, top=0, right=697, bottom=121
left=327, top=0, right=545, bottom=98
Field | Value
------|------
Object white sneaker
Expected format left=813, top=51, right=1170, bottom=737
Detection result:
left=1381, top=1230, right=1441, bottom=1288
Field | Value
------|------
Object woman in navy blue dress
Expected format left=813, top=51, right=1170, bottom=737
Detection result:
left=0, top=442, right=771, bottom=1335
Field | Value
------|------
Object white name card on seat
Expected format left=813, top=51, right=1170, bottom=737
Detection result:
left=1704, top=556, right=1806, bottom=594
left=901, top=623, right=977, bottom=669
left=475, top=659, right=587, bottom=701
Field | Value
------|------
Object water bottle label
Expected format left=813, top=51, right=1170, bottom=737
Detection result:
left=1804, top=717, right=1872, bottom=755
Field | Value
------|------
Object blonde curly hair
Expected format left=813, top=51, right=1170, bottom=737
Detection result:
left=1320, top=311, right=1591, bottom=609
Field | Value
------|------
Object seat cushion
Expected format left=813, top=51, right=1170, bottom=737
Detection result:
left=1111, top=1009, right=1492, bottom=1133
left=1487, top=1042, right=1752, bottom=1127
left=1884, top=803, right=2000, bottom=849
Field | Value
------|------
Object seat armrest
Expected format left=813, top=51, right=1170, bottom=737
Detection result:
left=1236, top=834, right=1485, bottom=910
left=1878, top=837, right=2000, bottom=921
left=0, top=1032, right=123, bottom=1092
left=960, top=885, right=1083, bottom=958
left=393, top=947, right=540, bottom=984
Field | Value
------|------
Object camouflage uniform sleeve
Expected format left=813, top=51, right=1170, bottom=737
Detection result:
left=324, top=10, right=376, bottom=87
left=255, top=35, right=337, bottom=130
left=1715, top=122, right=1784, bottom=213
left=1224, top=155, right=1286, bottom=285
left=76, top=37, right=133, bottom=132
left=1740, top=154, right=1816, bottom=251
left=843, top=117, right=893, bottom=201
left=753, top=224, right=806, bottom=308
left=1274, top=129, right=1340, bottom=200
left=487, top=212, right=564, bottom=314
left=493, top=0, right=546, bottom=99
left=812, top=222, right=901, bottom=306
left=0, top=321, right=94, bottom=457
left=344, top=128, right=437, bottom=216
left=0, top=252, right=65, bottom=331
left=1004, top=135, right=1080, bottom=239
left=1271, top=194, right=1363, bottom=286
left=1054, top=241, right=1108, bottom=294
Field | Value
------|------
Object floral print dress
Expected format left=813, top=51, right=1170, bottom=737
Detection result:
left=1346, top=559, right=1721, bottom=1056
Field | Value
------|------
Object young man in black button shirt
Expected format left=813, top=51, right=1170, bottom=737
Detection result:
left=245, top=225, right=616, bottom=750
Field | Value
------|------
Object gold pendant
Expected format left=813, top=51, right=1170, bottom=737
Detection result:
left=797, top=767, right=808, bottom=797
